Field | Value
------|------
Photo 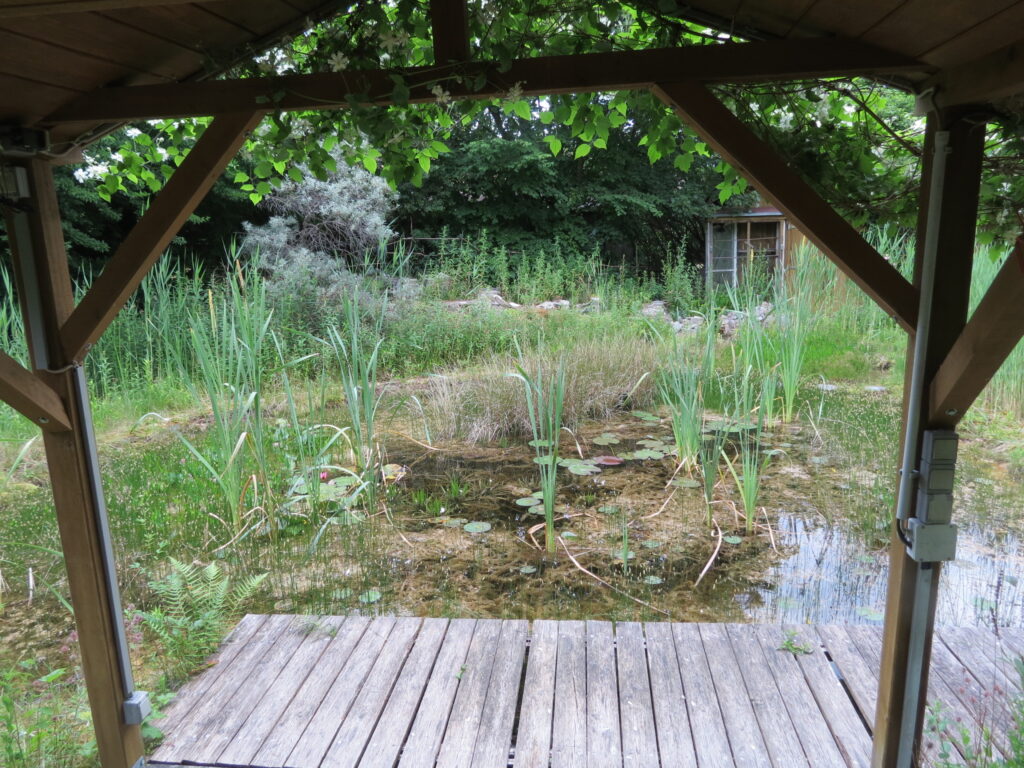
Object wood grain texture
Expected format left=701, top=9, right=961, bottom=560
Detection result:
left=615, top=622, right=658, bottom=768
left=358, top=618, right=449, bottom=768
left=740, top=624, right=847, bottom=768
left=515, top=619, right=559, bottom=768
left=551, top=620, right=587, bottom=768
left=434, top=618, right=502, bottom=768
left=471, top=620, right=529, bottom=768
left=397, top=619, right=477, bottom=768
left=644, top=621, right=698, bottom=768
left=672, top=622, right=734, bottom=766
left=585, top=620, right=622, bottom=768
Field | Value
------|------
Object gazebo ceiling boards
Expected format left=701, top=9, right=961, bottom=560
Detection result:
left=0, top=0, right=341, bottom=131
left=3, top=3, right=1024, bottom=768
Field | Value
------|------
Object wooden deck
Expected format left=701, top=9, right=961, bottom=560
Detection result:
left=149, top=616, right=1023, bottom=768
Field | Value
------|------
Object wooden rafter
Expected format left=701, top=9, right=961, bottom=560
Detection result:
left=652, top=79, right=919, bottom=332
left=43, top=38, right=926, bottom=123
left=0, top=351, right=71, bottom=430
left=60, top=110, right=264, bottom=362
left=929, top=244, right=1024, bottom=427
left=430, top=0, right=469, bottom=64
left=0, top=0, right=222, bottom=17
left=929, top=38, right=1024, bottom=108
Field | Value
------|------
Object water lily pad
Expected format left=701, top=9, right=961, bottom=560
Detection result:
left=561, top=531, right=579, bottom=539
left=638, top=438, right=667, bottom=449
left=358, top=589, right=382, bottom=604
left=643, top=575, right=664, bottom=585
left=519, top=565, right=538, bottom=575
left=568, top=463, right=601, bottom=476
left=592, top=455, right=624, bottom=466
left=533, top=455, right=558, bottom=465
left=529, top=438, right=553, bottom=448
left=515, top=496, right=542, bottom=507
left=612, top=549, right=636, bottom=561
left=631, top=410, right=660, bottom=422
left=617, top=451, right=639, bottom=460
left=722, top=535, right=742, bottom=544
left=592, top=433, right=620, bottom=446
left=463, top=521, right=492, bottom=533
left=531, top=490, right=545, bottom=498
left=671, top=478, right=701, bottom=489
left=633, top=449, right=666, bottom=460
left=642, top=540, right=663, bottom=549
left=442, top=517, right=468, bottom=528
left=598, top=505, right=621, bottom=515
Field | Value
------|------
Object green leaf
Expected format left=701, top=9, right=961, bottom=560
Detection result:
left=574, top=143, right=592, bottom=160
left=539, top=110, right=554, bottom=125
left=513, top=100, right=532, bottom=120
left=287, top=166, right=303, bottom=183
left=362, top=154, right=378, bottom=174
left=463, top=521, right=492, bottom=533
left=358, top=589, right=382, bottom=604
left=233, top=171, right=249, bottom=183
left=544, top=136, right=562, bottom=156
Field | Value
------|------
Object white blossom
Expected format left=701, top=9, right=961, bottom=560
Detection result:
left=328, top=52, right=349, bottom=72
left=431, top=84, right=451, bottom=105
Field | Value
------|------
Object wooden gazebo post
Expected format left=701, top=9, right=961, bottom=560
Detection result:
left=873, top=108, right=987, bottom=767
left=3, top=158, right=146, bottom=768
left=1, top=111, right=259, bottom=768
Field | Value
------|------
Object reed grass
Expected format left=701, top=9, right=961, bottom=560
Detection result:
left=511, top=349, right=566, bottom=554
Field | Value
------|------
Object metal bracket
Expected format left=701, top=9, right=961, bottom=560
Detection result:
left=123, top=691, right=152, bottom=725
left=130, top=756, right=147, bottom=768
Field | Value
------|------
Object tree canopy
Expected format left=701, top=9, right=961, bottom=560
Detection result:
left=58, top=1, right=1024, bottom=247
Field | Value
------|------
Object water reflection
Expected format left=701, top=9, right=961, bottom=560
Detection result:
left=750, top=513, right=1024, bottom=628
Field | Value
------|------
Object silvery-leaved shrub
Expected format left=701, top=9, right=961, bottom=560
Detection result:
left=242, top=151, right=396, bottom=330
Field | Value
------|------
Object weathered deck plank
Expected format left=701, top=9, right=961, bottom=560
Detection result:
left=472, top=619, right=529, bottom=767
left=615, top=622, right=658, bottom=768
left=737, top=625, right=847, bottom=768
left=248, top=616, right=371, bottom=767
left=550, top=620, right=587, bottom=768
left=357, top=618, right=450, bottom=768
left=644, top=621, right=698, bottom=768
left=434, top=618, right=502, bottom=768
left=672, top=622, right=734, bottom=766
left=721, top=623, right=810, bottom=767
left=149, top=617, right=1020, bottom=768
left=585, top=620, right=622, bottom=768
left=397, top=618, right=477, bottom=768
left=514, top=619, right=559, bottom=768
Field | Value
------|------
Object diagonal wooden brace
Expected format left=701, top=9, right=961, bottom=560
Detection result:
left=0, top=350, right=71, bottom=430
left=929, top=239, right=1024, bottom=426
left=60, top=110, right=264, bottom=362
left=652, top=80, right=919, bottom=333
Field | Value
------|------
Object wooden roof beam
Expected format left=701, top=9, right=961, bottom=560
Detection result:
left=0, top=351, right=71, bottom=430
left=60, top=110, right=263, bottom=362
left=0, top=0, right=225, bottom=18
left=43, top=38, right=926, bottom=123
left=928, top=38, right=1024, bottom=108
left=430, top=0, right=469, bottom=64
left=653, top=80, right=918, bottom=332
left=929, top=243, right=1024, bottom=427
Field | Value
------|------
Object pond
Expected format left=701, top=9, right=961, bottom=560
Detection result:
left=1, top=388, right=1022, bottom=677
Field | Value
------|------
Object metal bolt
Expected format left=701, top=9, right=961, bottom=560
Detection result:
left=38, top=417, right=49, bottom=424
left=945, top=408, right=958, bottom=417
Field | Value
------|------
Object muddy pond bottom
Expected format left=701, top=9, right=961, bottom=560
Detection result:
left=151, top=615, right=1023, bottom=768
